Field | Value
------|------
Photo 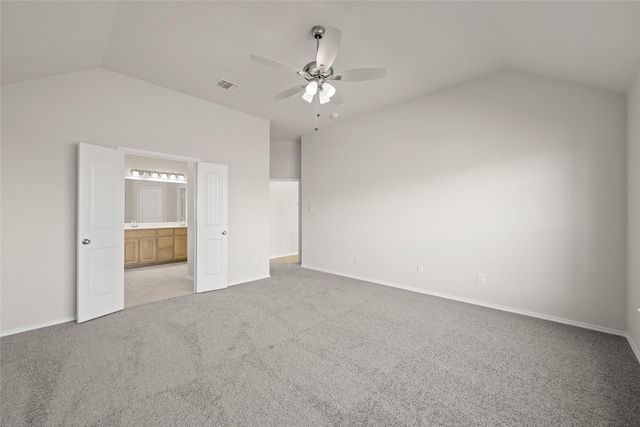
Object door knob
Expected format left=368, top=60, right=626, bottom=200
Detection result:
left=222, top=231, right=227, bottom=235
left=82, top=239, right=91, bottom=245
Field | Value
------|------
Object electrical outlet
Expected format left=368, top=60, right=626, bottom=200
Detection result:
left=309, top=205, right=315, bottom=212
left=354, top=256, right=360, bottom=264
left=417, top=265, right=424, bottom=274
left=477, top=273, right=486, bottom=284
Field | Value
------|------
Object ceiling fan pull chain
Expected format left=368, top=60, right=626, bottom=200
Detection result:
left=315, top=96, right=319, bottom=131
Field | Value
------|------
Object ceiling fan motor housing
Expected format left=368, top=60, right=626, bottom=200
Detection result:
left=303, top=61, right=333, bottom=81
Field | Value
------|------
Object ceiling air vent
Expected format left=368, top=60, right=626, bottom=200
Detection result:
left=215, top=79, right=240, bottom=92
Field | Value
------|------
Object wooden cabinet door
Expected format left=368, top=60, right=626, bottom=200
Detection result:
left=124, top=238, right=139, bottom=266
left=125, top=228, right=186, bottom=268
left=139, top=237, right=157, bottom=264
left=174, top=235, right=187, bottom=260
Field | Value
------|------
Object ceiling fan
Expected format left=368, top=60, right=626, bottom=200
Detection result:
left=251, top=25, right=386, bottom=108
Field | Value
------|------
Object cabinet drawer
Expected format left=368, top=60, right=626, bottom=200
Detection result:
left=158, top=229, right=174, bottom=236
left=174, top=228, right=187, bottom=236
left=125, top=229, right=157, bottom=238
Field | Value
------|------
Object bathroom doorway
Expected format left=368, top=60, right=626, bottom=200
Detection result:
left=123, top=153, right=193, bottom=308
left=78, top=143, right=229, bottom=322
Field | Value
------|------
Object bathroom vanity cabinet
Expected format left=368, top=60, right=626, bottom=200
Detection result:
left=125, top=227, right=187, bottom=268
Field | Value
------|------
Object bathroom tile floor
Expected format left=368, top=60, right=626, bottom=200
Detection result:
left=124, top=262, right=193, bottom=308
left=125, top=256, right=299, bottom=309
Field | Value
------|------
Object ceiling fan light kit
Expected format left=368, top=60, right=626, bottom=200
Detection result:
left=302, top=91, right=314, bottom=103
left=305, top=80, right=318, bottom=96
left=323, top=83, right=336, bottom=98
left=251, top=25, right=387, bottom=131
left=318, top=90, right=331, bottom=105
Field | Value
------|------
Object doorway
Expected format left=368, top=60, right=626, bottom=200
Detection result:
left=77, top=143, right=230, bottom=323
left=269, top=180, right=300, bottom=264
left=124, top=153, right=193, bottom=307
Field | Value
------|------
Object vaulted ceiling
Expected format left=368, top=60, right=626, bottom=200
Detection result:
left=2, top=1, right=639, bottom=140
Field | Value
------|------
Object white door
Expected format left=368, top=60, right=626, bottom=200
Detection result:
left=196, top=162, right=228, bottom=292
left=77, top=143, right=124, bottom=322
left=140, top=186, right=163, bottom=222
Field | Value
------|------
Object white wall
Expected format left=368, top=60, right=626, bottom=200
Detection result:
left=302, top=70, right=627, bottom=332
left=270, top=139, right=301, bottom=179
left=628, top=69, right=640, bottom=357
left=1, top=68, right=270, bottom=334
left=270, top=181, right=299, bottom=258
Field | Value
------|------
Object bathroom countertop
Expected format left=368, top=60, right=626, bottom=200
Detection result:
left=124, top=222, right=187, bottom=230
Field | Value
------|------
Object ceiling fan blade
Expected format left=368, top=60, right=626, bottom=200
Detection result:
left=333, top=68, right=387, bottom=82
left=275, top=85, right=306, bottom=100
left=316, top=26, right=341, bottom=72
left=330, top=91, right=344, bottom=106
left=250, top=55, right=305, bottom=76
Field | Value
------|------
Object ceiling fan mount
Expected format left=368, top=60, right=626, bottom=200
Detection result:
left=311, top=25, right=326, bottom=40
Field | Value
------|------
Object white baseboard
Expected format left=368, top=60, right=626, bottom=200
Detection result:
left=227, top=274, right=271, bottom=287
left=302, top=264, right=627, bottom=337
left=5, top=268, right=636, bottom=369
left=627, top=333, right=640, bottom=365
left=1, top=274, right=272, bottom=337
left=270, top=253, right=298, bottom=259
left=1, top=316, right=76, bottom=338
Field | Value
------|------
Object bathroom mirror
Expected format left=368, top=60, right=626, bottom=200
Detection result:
left=125, top=179, right=187, bottom=223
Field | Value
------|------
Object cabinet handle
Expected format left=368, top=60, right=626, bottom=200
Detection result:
left=222, top=231, right=227, bottom=235
left=82, top=239, right=91, bottom=245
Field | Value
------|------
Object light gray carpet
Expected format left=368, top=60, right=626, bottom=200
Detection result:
left=2, top=263, right=639, bottom=426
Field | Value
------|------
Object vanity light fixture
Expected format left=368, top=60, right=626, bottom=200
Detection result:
left=129, top=169, right=186, bottom=181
